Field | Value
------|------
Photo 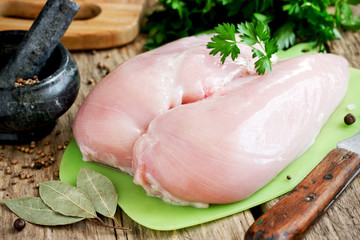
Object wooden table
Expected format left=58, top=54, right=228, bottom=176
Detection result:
left=1, top=12, right=360, bottom=240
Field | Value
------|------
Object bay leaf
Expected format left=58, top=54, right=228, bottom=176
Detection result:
left=1, top=197, right=83, bottom=225
left=77, top=167, right=118, bottom=218
left=39, top=181, right=96, bottom=218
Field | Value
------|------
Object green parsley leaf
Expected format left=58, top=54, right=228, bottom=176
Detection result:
left=214, top=22, right=237, bottom=42
left=237, top=21, right=258, bottom=45
left=207, top=20, right=278, bottom=75
left=342, top=17, right=360, bottom=31
left=252, top=48, right=265, bottom=58
left=341, top=2, right=353, bottom=21
left=207, top=23, right=240, bottom=64
left=265, top=38, right=278, bottom=56
left=255, top=57, right=272, bottom=75
left=274, top=23, right=296, bottom=49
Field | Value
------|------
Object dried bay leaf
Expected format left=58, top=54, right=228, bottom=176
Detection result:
left=1, top=197, right=83, bottom=225
left=77, top=167, right=118, bottom=218
left=39, top=181, right=96, bottom=218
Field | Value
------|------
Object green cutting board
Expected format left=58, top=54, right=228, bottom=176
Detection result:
left=60, top=43, right=360, bottom=230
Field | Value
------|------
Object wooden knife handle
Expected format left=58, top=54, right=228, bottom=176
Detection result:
left=244, top=148, right=360, bottom=240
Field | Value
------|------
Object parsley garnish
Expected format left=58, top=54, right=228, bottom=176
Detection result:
left=207, top=21, right=278, bottom=75
left=143, top=1, right=360, bottom=50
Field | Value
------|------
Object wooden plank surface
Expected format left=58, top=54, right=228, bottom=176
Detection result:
left=1, top=4, right=360, bottom=240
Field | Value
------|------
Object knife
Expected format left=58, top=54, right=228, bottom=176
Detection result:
left=244, top=131, right=360, bottom=240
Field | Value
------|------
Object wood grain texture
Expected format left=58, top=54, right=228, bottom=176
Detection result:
left=0, top=0, right=147, bottom=50
left=245, top=149, right=360, bottom=240
left=262, top=178, right=360, bottom=240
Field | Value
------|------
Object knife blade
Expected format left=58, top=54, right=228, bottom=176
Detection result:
left=244, top=131, right=360, bottom=240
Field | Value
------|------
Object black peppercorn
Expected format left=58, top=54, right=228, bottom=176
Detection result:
left=34, top=161, right=42, bottom=169
left=344, top=113, right=356, bottom=125
left=13, top=218, right=26, bottom=231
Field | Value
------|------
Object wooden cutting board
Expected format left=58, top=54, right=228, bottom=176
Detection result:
left=0, top=0, right=147, bottom=50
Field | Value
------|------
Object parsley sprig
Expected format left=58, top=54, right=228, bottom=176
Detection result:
left=207, top=21, right=278, bottom=75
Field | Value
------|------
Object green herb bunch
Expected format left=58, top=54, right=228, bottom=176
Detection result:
left=144, top=0, right=360, bottom=50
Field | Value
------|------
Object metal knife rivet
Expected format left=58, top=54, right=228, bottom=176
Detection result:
left=323, top=173, right=333, bottom=180
left=305, top=194, right=316, bottom=202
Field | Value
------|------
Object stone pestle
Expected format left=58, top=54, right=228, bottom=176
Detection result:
left=0, top=0, right=79, bottom=88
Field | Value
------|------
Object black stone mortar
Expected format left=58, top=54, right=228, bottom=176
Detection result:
left=0, top=30, right=80, bottom=144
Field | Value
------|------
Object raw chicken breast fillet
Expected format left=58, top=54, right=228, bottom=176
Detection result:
left=73, top=34, right=259, bottom=174
left=133, top=53, right=349, bottom=208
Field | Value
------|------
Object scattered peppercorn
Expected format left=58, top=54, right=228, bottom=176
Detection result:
left=87, top=78, right=95, bottom=85
left=0, top=136, right=71, bottom=191
left=344, top=113, right=356, bottom=125
left=12, top=172, right=20, bottom=178
left=97, top=61, right=111, bottom=75
left=286, top=175, right=292, bottom=180
left=34, top=162, right=42, bottom=169
left=13, top=218, right=26, bottom=231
